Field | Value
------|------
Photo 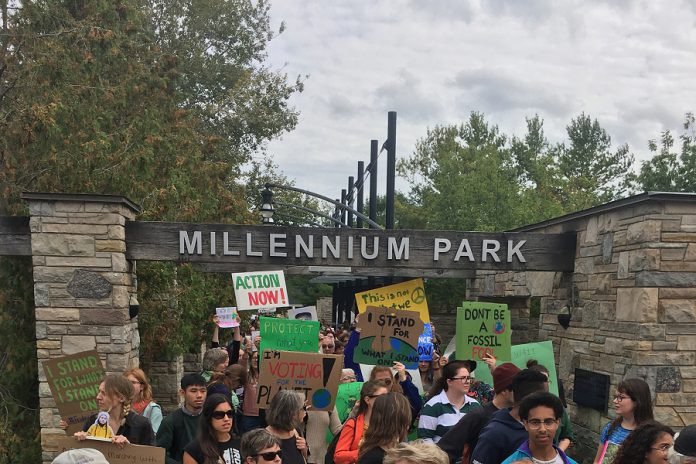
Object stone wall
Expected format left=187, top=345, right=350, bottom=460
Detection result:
left=25, top=194, right=140, bottom=463
left=468, top=199, right=696, bottom=464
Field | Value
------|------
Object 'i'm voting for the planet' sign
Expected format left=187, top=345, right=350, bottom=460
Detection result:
left=232, top=270, right=288, bottom=310
left=456, top=302, right=511, bottom=361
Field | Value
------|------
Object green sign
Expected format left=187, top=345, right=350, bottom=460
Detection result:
left=259, top=316, right=319, bottom=354
left=456, top=302, right=511, bottom=362
left=466, top=341, right=559, bottom=396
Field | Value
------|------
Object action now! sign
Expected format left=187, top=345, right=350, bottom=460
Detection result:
left=232, top=270, right=288, bottom=310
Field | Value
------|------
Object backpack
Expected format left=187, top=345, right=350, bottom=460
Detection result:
left=324, top=417, right=356, bottom=464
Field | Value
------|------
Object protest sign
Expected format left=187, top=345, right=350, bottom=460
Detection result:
left=418, top=323, right=433, bottom=361
left=215, top=307, right=239, bottom=328
left=259, top=316, right=319, bottom=354
left=42, top=350, right=104, bottom=434
left=257, top=350, right=342, bottom=411
left=354, top=306, right=424, bottom=369
left=258, top=307, right=277, bottom=315
left=335, top=381, right=363, bottom=422
left=232, top=270, right=287, bottom=310
left=456, top=301, right=511, bottom=363
left=355, top=278, right=430, bottom=323
left=287, top=305, right=318, bottom=321
left=55, top=437, right=164, bottom=464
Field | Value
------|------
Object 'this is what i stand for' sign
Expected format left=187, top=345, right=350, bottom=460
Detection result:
left=456, top=301, right=511, bottom=361
left=232, top=270, right=288, bottom=310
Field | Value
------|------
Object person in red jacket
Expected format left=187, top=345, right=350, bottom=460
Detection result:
left=334, top=381, right=389, bottom=464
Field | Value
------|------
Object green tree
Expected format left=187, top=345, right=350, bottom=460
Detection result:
left=637, top=113, right=696, bottom=191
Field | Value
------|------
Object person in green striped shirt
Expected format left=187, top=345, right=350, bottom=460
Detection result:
left=417, top=360, right=482, bottom=443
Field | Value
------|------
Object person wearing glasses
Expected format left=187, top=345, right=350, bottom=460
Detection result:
left=124, top=367, right=163, bottom=434
left=334, top=381, right=390, bottom=464
left=417, top=360, right=482, bottom=443
left=241, top=429, right=283, bottom=464
left=501, top=392, right=578, bottom=464
left=265, top=390, right=309, bottom=464
left=613, top=421, right=674, bottom=464
left=593, top=378, right=654, bottom=464
left=183, top=393, right=241, bottom=464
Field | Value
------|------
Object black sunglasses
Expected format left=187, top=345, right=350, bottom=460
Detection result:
left=255, top=451, right=282, bottom=460
left=211, top=410, right=234, bottom=420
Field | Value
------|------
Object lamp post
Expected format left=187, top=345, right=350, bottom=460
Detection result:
left=260, top=185, right=275, bottom=224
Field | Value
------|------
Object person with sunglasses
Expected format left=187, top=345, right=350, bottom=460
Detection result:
left=183, top=393, right=241, bottom=464
left=418, top=360, right=482, bottom=443
left=241, top=429, right=282, bottom=464
left=266, top=390, right=309, bottom=464
left=501, top=392, right=578, bottom=464
left=613, top=421, right=674, bottom=464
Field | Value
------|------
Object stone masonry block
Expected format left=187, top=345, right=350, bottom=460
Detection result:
left=95, top=239, right=126, bottom=252
left=42, top=223, right=108, bottom=235
left=35, top=307, right=80, bottom=322
left=616, top=287, right=658, bottom=322
left=61, top=336, right=96, bottom=355
left=659, top=300, right=696, bottom=323
left=628, top=249, right=660, bottom=271
left=31, top=234, right=95, bottom=257
left=678, top=335, right=696, bottom=351
left=44, top=256, right=111, bottom=268
left=627, top=220, right=661, bottom=244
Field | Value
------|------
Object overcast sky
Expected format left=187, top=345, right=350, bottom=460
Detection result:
left=264, top=0, right=696, bottom=201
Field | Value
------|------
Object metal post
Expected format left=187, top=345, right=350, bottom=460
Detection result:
left=386, top=111, right=396, bottom=230
left=369, top=140, right=378, bottom=228
left=340, top=189, right=347, bottom=225
left=356, top=161, right=364, bottom=228
left=347, top=176, right=354, bottom=227
left=333, top=200, right=341, bottom=228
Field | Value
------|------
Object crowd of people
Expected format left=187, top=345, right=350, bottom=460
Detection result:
left=54, top=316, right=696, bottom=464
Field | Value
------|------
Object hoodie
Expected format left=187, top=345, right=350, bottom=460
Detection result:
left=470, top=408, right=527, bottom=464
left=501, top=440, right=578, bottom=464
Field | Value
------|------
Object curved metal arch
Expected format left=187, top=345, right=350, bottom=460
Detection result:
left=275, top=201, right=348, bottom=228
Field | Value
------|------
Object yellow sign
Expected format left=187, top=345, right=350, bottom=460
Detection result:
left=355, top=278, right=430, bottom=323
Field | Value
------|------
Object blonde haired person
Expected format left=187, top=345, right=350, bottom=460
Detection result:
left=358, top=393, right=412, bottom=464
left=383, top=442, right=449, bottom=464
left=74, top=374, right=154, bottom=447
left=124, top=367, right=163, bottom=433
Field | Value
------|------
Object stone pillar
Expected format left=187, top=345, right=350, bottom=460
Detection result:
left=23, top=193, right=140, bottom=463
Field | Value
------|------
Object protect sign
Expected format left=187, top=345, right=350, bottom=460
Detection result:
left=42, top=350, right=105, bottom=434
left=355, top=278, right=430, bottom=323
left=456, top=301, right=511, bottom=362
left=353, top=306, right=425, bottom=369
left=259, top=316, right=319, bottom=354
left=232, top=270, right=287, bottom=310
left=257, top=350, right=342, bottom=411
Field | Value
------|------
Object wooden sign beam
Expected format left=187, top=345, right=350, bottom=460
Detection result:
left=0, top=216, right=31, bottom=256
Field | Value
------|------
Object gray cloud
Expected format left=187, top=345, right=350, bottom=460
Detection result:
left=374, top=70, right=444, bottom=121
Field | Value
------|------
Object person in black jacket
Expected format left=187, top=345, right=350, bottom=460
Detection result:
left=437, top=363, right=521, bottom=464
left=74, top=374, right=154, bottom=446
left=470, top=369, right=549, bottom=464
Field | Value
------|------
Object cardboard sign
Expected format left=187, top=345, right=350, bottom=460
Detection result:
left=335, top=381, right=363, bottom=422
left=257, top=350, right=342, bottom=411
left=232, top=270, right=288, bottom=310
left=42, top=350, right=105, bottom=434
left=55, top=437, right=164, bottom=464
left=216, top=307, right=240, bottom=328
left=354, top=306, right=424, bottom=369
left=456, top=302, right=511, bottom=362
left=418, top=323, right=434, bottom=361
left=355, top=278, right=430, bottom=323
left=287, top=305, right=318, bottom=321
left=259, top=316, right=319, bottom=354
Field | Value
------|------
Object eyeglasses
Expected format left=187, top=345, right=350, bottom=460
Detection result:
left=451, top=376, right=471, bottom=382
left=613, top=394, right=631, bottom=402
left=525, top=419, right=558, bottom=429
left=321, top=344, right=335, bottom=350
left=651, top=444, right=672, bottom=452
left=368, top=393, right=386, bottom=398
left=378, top=378, right=392, bottom=386
left=254, top=451, right=282, bottom=461
left=211, top=410, right=234, bottom=420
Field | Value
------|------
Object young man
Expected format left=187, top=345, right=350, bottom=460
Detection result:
left=437, top=363, right=521, bottom=464
left=156, top=373, right=207, bottom=464
left=502, top=391, right=577, bottom=464
left=470, top=369, right=548, bottom=464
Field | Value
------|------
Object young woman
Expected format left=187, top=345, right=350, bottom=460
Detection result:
left=124, top=367, right=163, bottom=434
left=524, top=360, right=574, bottom=451
left=369, top=363, right=422, bottom=422
left=613, top=421, right=674, bottom=464
left=183, top=393, right=242, bottom=464
left=593, top=378, right=654, bottom=464
left=207, top=364, right=246, bottom=414
left=74, top=374, right=154, bottom=446
left=241, top=428, right=282, bottom=464
left=334, top=381, right=390, bottom=464
left=357, top=393, right=412, bottom=464
left=265, top=389, right=309, bottom=464
left=418, top=360, right=481, bottom=443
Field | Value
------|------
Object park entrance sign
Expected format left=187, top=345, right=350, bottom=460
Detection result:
left=125, top=222, right=575, bottom=277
